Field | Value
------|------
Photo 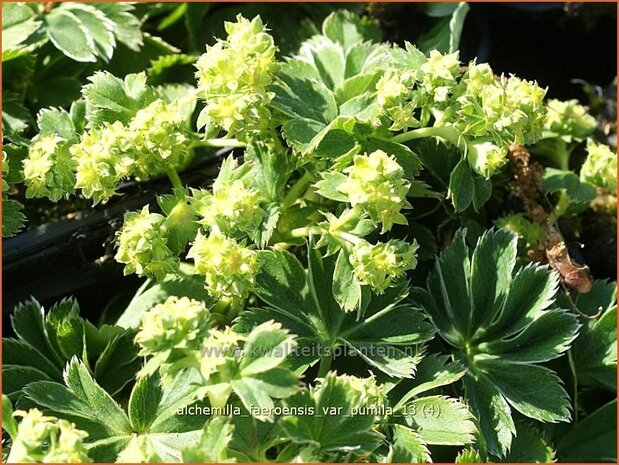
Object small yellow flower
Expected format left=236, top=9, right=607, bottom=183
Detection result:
left=338, top=150, right=411, bottom=232
left=581, top=139, right=617, bottom=192
left=8, top=409, right=90, bottom=463
left=349, top=239, right=418, bottom=293
left=23, top=135, right=75, bottom=201
left=421, top=50, right=460, bottom=82
left=466, top=140, right=508, bottom=179
left=115, top=206, right=178, bottom=280
left=135, top=296, right=211, bottom=355
left=195, top=14, right=278, bottom=139
left=545, top=99, right=597, bottom=141
left=192, top=180, right=263, bottom=234
left=187, top=230, right=258, bottom=302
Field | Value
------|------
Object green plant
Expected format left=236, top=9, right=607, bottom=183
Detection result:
left=2, top=8, right=616, bottom=464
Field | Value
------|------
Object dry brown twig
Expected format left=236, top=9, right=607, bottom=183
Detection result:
left=507, top=144, right=595, bottom=311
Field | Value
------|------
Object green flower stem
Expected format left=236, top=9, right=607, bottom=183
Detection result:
left=552, top=189, right=570, bottom=219
left=568, top=349, right=579, bottom=423
left=317, top=354, right=333, bottom=379
left=336, top=231, right=363, bottom=246
left=287, top=224, right=362, bottom=247
left=190, top=137, right=247, bottom=149
left=532, top=138, right=572, bottom=170
left=391, top=125, right=461, bottom=146
left=282, top=170, right=316, bottom=209
left=212, top=298, right=234, bottom=324
left=166, top=168, right=183, bottom=191
left=289, top=226, right=323, bottom=238
left=336, top=206, right=362, bottom=227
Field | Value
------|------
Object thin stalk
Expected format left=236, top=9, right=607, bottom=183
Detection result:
left=391, top=126, right=460, bottom=146
left=190, top=137, right=246, bottom=149
left=568, top=349, right=579, bottom=423
left=317, top=354, right=333, bottom=379
left=337, top=231, right=363, bottom=246
left=289, top=226, right=323, bottom=238
left=166, top=168, right=183, bottom=191
left=282, top=171, right=316, bottom=209
left=552, top=189, right=570, bottom=219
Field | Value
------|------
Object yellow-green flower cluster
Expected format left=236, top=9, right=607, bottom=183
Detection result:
left=376, top=69, right=420, bottom=131
left=349, top=239, right=418, bottom=293
left=7, top=409, right=91, bottom=463
left=419, top=50, right=460, bottom=103
left=495, top=213, right=543, bottom=249
left=580, top=139, right=617, bottom=193
left=466, top=139, right=508, bottom=179
left=115, top=206, right=178, bottom=280
left=130, top=99, right=191, bottom=178
left=116, top=436, right=161, bottom=464
left=187, top=230, right=258, bottom=303
left=191, top=180, right=263, bottom=235
left=338, top=150, right=411, bottom=232
left=71, top=122, right=133, bottom=204
left=459, top=62, right=495, bottom=94
left=135, top=296, right=211, bottom=355
left=23, top=135, right=76, bottom=201
left=195, top=15, right=278, bottom=139
left=545, top=98, right=597, bottom=141
left=338, top=373, right=386, bottom=410
left=72, top=101, right=190, bottom=204
left=456, top=66, right=547, bottom=145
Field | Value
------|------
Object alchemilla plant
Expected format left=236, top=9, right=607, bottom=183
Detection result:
left=2, top=7, right=617, bottom=464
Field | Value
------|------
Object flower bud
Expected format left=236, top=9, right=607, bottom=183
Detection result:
left=187, top=230, right=258, bottom=302
left=349, top=239, right=418, bottom=293
left=338, top=150, right=411, bottom=232
left=337, top=374, right=385, bottom=409
left=115, top=206, right=178, bottom=280
left=376, top=70, right=420, bottom=131
left=462, top=63, right=495, bottom=93
left=226, top=14, right=277, bottom=61
left=44, top=419, right=92, bottom=463
left=22, top=135, right=76, bottom=201
left=376, top=70, right=416, bottom=107
left=135, top=296, right=211, bottom=355
left=580, top=139, right=617, bottom=192
left=466, top=140, right=508, bottom=179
